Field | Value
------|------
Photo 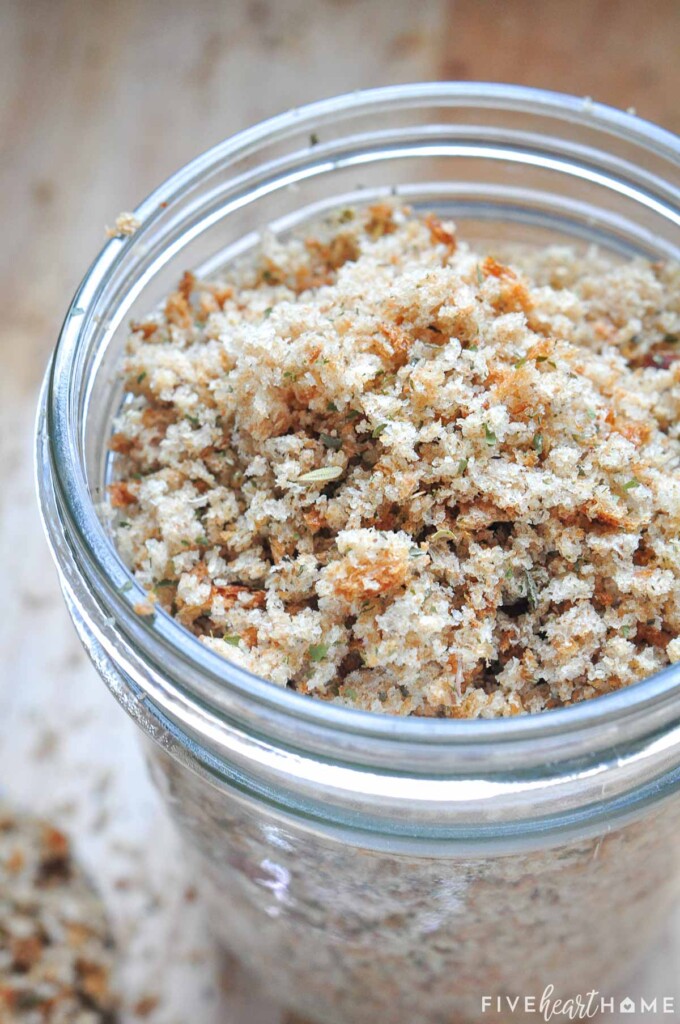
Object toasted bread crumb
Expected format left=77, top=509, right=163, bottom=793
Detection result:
left=0, top=804, right=116, bottom=1021
left=110, top=205, right=680, bottom=718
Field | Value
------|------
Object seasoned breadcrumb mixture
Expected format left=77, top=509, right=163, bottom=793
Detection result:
left=110, top=205, right=680, bottom=718
left=0, top=805, right=116, bottom=1022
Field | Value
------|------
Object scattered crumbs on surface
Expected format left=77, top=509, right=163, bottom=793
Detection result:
left=30, top=726, right=60, bottom=761
left=0, top=803, right=117, bottom=1022
left=132, top=994, right=161, bottom=1018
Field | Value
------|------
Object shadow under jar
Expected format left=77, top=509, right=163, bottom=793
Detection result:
left=37, top=84, right=680, bottom=1024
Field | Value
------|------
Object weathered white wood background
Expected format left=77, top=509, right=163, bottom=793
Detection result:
left=1, top=1, right=679, bottom=1021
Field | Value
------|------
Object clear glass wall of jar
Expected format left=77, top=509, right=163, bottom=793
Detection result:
left=37, top=84, right=680, bottom=1024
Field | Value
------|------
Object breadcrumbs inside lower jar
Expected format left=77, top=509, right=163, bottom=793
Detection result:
left=109, top=204, right=680, bottom=718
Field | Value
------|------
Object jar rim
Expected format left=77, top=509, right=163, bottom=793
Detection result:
left=40, top=81, right=680, bottom=760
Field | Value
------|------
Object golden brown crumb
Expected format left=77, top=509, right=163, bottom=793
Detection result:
left=132, top=994, right=160, bottom=1017
left=108, top=481, right=138, bottom=507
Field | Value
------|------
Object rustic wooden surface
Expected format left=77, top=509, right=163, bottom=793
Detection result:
left=1, top=1, right=679, bottom=1021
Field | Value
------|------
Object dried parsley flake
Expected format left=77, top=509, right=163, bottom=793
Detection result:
left=308, top=643, right=328, bottom=662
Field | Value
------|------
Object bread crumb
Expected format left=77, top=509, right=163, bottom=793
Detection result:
left=107, top=211, right=141, bottom=238
left=133, top=994, right=160, bottom=1017
left=0, top=804, right=116, bottom=1021
left=109, top=205, right=680, bottom=718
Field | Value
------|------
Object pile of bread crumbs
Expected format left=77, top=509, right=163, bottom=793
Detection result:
left=109, top=204, right=680, bottom=717
left=0, top=805, right=116, bottom=1022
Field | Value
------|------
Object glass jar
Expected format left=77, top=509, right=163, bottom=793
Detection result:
left=37, top=84, right=680, bottom=1024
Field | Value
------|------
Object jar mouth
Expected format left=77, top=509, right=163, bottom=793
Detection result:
left=39, top=81, right=680, bottom=759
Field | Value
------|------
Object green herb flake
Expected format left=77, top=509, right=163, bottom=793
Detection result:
left=586, top=408, right=597, bottom=420
left=298, top=466, right=343, bottom=484
left=622, top=477, right=640, bottom=490
left=533, top=431, right=544, bottom=455
left=308, top=643, right=328, bottom=662
left=136, top=371, right=147, bottom=384
left=309, top=132, right=319, bottom=146
left=118, top=581, right=134, bottom=594
left=185, top=414, right=200, bottom=427
left=320, top=433, right=342, bottom=451
left=467, top=344, right=479, bottom=352
left=483, top=423, right=497, bottom=446
left=514, top=357, right=528, bottom=369
left=346, top=409, right=362, bottom=421
left=372, top=423, right=388, bottom=438
left=457, top=457, right=469, bottom=475
left=620, top=625, right=631, bottom=638
left=264, top=306, right=273, bottom=318
left=524, top=569, right=539, bottom=610
left=223, top=634, right=241, bottom=647
left=327, top=401, right=339, bottom=412
left=154, top=579, right=175, bottom=589
left=196, top=534, right=209, bottom=546
left=476, top=264, right=484, bottom=287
